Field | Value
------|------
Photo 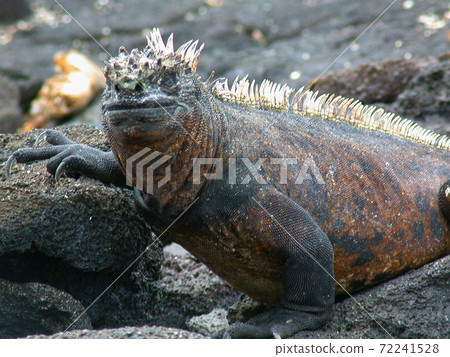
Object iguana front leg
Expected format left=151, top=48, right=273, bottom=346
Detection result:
left=6, top=129, right=125, bottom=186
left=211, top=189, right=334, bottom=338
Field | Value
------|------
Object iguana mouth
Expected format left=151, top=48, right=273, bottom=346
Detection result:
left=105, top=97, right=177, bottom=112
left=103, top=97, right=182, bottom=125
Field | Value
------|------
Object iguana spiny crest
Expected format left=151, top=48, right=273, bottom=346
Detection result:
left=103, top=28, right=204, bottom=93
left=213, top=76, right=450, bottom=150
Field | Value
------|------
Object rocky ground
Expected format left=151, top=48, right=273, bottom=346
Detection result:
left=0, top=0, right=449, bottom=339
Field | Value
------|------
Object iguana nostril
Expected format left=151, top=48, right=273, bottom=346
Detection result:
left=134, top=82, right=144, bottom=92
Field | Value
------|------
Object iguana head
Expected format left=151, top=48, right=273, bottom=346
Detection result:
left=101, top=28, right=205, bottom=147
left=101, top=29, right=219, bottom=203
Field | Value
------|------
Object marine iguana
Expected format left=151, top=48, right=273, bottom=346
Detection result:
left=6, top=29, right=450, bottom=338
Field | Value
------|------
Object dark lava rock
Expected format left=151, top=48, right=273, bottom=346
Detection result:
left=307, top=55, right=450, bottom=136
left=186, top=308, right=228, bottom=336
left=147, top=245, right=240, bottom=330
left=227, top=294, right=272, bottom=326
left=24, top=245, right=239, bottom=339
left=27, top=325, right=205, bottom=339
left=0, top=124, right=163, bottom=338
left=0, top=278, right=92, bottom=339
left=308, top=57, right=436, bottom=104
left=394, top=60, right=450, bottom=122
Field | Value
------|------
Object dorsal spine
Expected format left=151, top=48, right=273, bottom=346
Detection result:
left=211, top=75, right=450, bottom=151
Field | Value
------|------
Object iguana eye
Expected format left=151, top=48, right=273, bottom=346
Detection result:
left=160, top=72, right=178, bottom=92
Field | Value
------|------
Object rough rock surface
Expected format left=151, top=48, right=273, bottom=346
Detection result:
left=0, top=125, right=163, bottom=338
left=0, top=278, right=92, bottom=339
left=309, top=57, right=450, bottom=136
left=148, top=247, right=240, bottom=330
left=308, top=57, right=436, bottom=105
left=27, top=325, right=205, bottom=339
left=186, top=308, right=228, bottom=336
left=393, top=60, right=450, bottom=122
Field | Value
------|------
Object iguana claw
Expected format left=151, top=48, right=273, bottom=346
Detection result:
left=54, top=159, right=68, bottom=181
left=5, top=155, right=17, bottom=177
left=34, top=131, right=48, bottom=147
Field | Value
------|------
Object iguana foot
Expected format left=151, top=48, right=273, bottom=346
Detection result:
left=215, top=307, right=331, bottom=339
left=5, top=129, right=124, bottom=186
